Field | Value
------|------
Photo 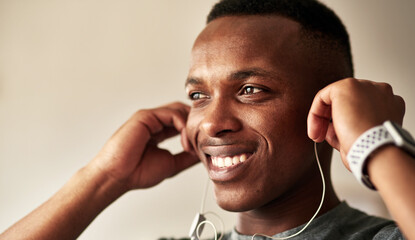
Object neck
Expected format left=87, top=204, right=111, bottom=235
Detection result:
left=236, top=170, right=340, bottom=236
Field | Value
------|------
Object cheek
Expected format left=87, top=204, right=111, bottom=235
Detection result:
left=241, top=103, right=288, bottom=138
left=244, top=100, right=311, bottom=163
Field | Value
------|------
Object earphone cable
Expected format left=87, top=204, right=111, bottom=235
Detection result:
left=251, top=142, right=326, bottom=240
left=200, top=177, right=210, bottom=213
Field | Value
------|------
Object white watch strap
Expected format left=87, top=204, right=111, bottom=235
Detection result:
left=346, top=124, right=394, bottom=190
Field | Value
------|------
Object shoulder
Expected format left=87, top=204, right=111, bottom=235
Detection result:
left=311, top=202, right=404, bottom=240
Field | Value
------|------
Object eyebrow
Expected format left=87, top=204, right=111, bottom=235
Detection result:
left=185, top=77, right=202, bottom=88
left=230, top=68, right=273, bottom=81
left=185, top=67, right=278, bottom=87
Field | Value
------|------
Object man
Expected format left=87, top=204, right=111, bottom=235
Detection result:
left=1, top=0, right=414, bottom=239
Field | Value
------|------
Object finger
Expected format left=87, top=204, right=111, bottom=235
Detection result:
left=307, top=88, right=333, bottom=142
left=152, top=103, right=190, bottom=132
left=181, top=129, right=193, bottom=153
left=371, top=81, right=394, bottom=95
left=169, top=151, right=200, bottom=178
left=150, top=126, right=180, bottom=145
left=339, top=149, right=351, bottom=170
left=147, top=103, right=191, bottom=144
left=136, top=104, right=189, bottom=138
left=325, top=123, right=340, bottom=151
left=161, top=101, right=191, bottom=112
left=394, top=95, right=406, bottom=124
left=161, top=102, right=191, bottom=123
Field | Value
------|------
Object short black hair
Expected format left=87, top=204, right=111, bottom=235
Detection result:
left=207, top=0, right=354, bottom=77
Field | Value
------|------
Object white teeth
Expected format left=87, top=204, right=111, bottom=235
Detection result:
left=224, top=157, right=232, bottom=167
left=232, top=156, right=239, bottom=165
left=211, top=154, right=249, bottom=168
left=217, top=158, right=224, bottom=168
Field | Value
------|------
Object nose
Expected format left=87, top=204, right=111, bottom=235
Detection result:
left=200, top=98, right=242, bottom=137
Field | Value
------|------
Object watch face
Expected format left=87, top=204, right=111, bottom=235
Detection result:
left=386, top=121, right=415, bottom=157
left=390, top=121, right=415, bottom=145
left=401, top=129, right=415, bottom=145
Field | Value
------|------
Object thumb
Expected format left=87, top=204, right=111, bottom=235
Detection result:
left=308, top=112, right=331, bottom=142
left=169, top=151, right=200, bottom=178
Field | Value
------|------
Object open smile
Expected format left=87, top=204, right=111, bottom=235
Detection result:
left=200, top=144, right=256, bottom=182
left=210, top=153, right=250, bottom=168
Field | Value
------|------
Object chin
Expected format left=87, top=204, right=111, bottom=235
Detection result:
left=213, top=184, right=268, bottom=212
left=215, top=196, right=252, bottom=212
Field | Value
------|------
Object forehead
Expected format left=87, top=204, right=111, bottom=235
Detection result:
left=195, top=15, right=301, bottom=46
left=188, top=16, right=306, bottom=85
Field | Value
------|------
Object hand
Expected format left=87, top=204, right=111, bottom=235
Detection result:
left=90, top=102, right=199, bottom=190
left=0, top=102, right=199, bottom=240
left=307, top=78, right=405, bottom=169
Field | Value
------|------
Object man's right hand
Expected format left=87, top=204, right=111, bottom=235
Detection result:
left=0, top=102, right=199, bottom=240
left=89, top=102, right=199, bottom=191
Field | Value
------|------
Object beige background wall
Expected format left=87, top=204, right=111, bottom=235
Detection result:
left=0, top=0, right=414, bottom=239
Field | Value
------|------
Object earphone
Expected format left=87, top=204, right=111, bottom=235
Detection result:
left=189, top=142, right=325, bottom=240
left=189, top=179, right=224, bottom=240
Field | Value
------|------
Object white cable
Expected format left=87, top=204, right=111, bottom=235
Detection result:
left=251, top=142, right=326, bottom=240
left=196, top=220, right=218, bottom=240
left=195, top=179, right=225, bottom=240
left=204, top=212, right=224, bottom=240
left=200, top=178, right=210, bottom=213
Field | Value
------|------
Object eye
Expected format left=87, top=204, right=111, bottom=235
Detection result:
left=242, top=86, right=263, bottom=95
left=189, top=92, right=209, bottom=100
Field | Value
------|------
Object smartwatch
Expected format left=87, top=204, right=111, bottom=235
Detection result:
left=347, top=121, right=415, bottom=190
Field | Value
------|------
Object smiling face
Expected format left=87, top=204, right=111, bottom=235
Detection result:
left=185, top=16, right=325, bottom=212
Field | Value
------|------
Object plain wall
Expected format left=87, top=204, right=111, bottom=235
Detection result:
left=1, top=0, right=414, bottom=239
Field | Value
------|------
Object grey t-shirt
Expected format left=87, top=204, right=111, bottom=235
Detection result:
left=222, top=202, right=404, bottom=240
left=160, top=202, right=404, bottom=240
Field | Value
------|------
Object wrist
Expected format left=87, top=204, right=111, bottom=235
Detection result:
left=346, top=121, right=415, bottom=190
left=81, top=162, right=129, bottom=202
left=367, top=145, right=414, bottom=190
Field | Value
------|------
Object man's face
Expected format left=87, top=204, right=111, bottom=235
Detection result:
left=185, top=16, right=321, bottom=212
